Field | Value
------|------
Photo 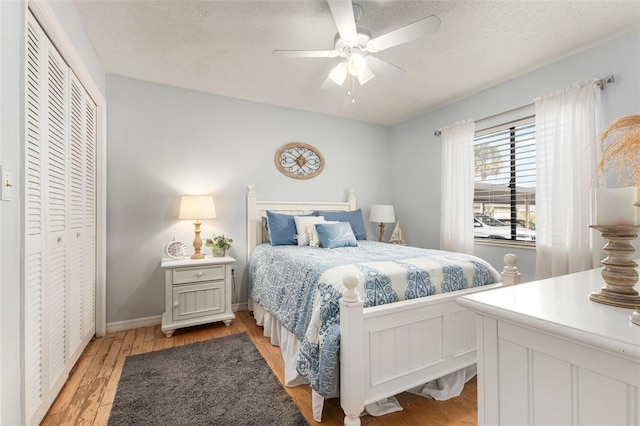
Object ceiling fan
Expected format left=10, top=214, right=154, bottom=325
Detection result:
left=273, top=0, right=441, bottom=90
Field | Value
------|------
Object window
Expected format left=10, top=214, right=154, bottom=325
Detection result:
left=473, top=116, right=536, bottom=244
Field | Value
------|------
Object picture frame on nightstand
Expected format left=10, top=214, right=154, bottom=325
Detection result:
left=165, top=237, right=187, bottom=260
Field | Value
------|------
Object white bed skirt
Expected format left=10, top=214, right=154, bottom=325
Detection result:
left=251, top=302, right=307, bottom=387
left=250, top=300, right=475, bottom=421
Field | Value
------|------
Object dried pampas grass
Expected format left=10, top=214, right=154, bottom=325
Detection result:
left=596, top=114, right=640, bottom=188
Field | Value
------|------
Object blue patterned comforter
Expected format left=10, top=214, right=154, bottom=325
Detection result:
left=247, top=241, right=501, bottom=398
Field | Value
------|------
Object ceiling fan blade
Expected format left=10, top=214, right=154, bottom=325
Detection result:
left=366, top=56, right=406, bottom=79
left=273, top=50, right=339, bottom=58
left=327, top=0, right=357, bottom=43
left=366, top=15, right=441, bottom=53
left=357, top=66, right=375, bottom=86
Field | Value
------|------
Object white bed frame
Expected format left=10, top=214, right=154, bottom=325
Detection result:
left=246, top=185, right=520, bottom=425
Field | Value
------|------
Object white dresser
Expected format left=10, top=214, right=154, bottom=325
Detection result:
left=458, top=266, right=640, bottom=426
left=160, top=256, right=235, bottom=337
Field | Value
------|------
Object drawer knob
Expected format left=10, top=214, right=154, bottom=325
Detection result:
left=195, top=272, right=204, bottom=278
left=173, top=301, right=179, bottom=308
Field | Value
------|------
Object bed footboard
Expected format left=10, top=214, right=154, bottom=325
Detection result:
left=339, top=254, right=519, bottom=425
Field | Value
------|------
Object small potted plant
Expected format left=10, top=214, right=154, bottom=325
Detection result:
left=205, top=234, right=233, bottom=257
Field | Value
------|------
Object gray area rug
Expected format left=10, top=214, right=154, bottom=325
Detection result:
left=108, top=332, right=308, bottom=426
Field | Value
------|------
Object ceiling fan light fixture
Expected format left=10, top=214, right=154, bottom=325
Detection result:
left=347, top=48, right=366, bottom=76
left=357, top=66, right=375, bottom=86
left=329, top=61, right=349, bottom=86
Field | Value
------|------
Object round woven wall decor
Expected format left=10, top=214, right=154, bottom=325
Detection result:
left=274, top=142, right=325, bottom=180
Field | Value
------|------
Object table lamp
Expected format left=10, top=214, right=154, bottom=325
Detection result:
left=369, top=204, right=395, bottom=242
left=179, top=195, right=216, bottom=259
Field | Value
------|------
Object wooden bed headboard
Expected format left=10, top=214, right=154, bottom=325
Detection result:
left=246, top=184, right=357, bottom=262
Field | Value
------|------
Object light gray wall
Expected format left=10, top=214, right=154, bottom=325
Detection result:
left=0, top=1, right=105, bottom=423
left=390, top=29, right=640, bottom=282
left=106, top=74, right=391, bottom=324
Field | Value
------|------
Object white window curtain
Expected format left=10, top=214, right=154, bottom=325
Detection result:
left=535, top=79, right=603, bottom=279
left=440, top=119, right=475, bottom=254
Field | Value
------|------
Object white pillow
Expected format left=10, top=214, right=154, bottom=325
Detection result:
left=294, top=216, right=325, bottom=246
left=308, top=220, right=340, bottom=247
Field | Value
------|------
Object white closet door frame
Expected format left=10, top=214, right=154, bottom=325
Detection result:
left=28, top=0, right=106, bottom=337
left=0, top=3, right=3, bottom=422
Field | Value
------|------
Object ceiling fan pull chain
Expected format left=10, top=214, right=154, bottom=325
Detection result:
left=348, top=75, right=355, bottom=104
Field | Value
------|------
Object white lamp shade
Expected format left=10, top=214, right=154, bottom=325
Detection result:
left=179, top=196, right=216, bottom=220
left=329, top=62, right=348, bottom=86
left=357, top=66, right=375, bottom=86
left=347, top=48, right=366, bottom=76
left=369, top=204, right=395, bottom=223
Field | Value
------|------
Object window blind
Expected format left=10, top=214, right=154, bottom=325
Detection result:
left=474, top=116, right=536, bottom=241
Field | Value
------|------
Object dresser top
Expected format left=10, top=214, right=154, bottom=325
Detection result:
left=458, top=266, right=640, bottom=360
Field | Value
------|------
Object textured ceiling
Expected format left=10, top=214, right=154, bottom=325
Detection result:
left=73, top=0, right=640, bottom=126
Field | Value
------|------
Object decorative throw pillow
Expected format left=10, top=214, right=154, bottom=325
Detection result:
left=308, top=220, right=339, bottom=247
left=261, top=216, right=270, bottom=243
left=315, top=222, right=358, bottom=249
left=266, top=211, right=311, bottom=246
left=313, top=209, right=367, bottom=240
left=294, top=216, right=325, bottom=246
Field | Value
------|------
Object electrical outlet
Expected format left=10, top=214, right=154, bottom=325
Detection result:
left=0, top=165, right=13, bottom=201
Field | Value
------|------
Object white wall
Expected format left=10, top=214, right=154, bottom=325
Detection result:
left=0, top=1, right=105, bottom=423
left=390, top=29, right=640, bottom=282
left=105, top=74, right=392, bottom=324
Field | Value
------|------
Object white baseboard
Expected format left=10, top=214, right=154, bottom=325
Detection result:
left=232, top=302, right=248, bottom=312
left=106, top=305, right=248, bottom=334
left=105, top=315, right=162, bottom=334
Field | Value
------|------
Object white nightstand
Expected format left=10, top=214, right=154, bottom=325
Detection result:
left=160, top=255, right=235, bottom=337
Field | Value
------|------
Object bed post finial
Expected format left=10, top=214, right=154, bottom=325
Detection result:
left=342, top=274, right=361, bottom=303
left=247, top=184, right=256, bottom=197
left=347, top=188, right=356, bottom=210
left=501, top=253, right=521, bottom=286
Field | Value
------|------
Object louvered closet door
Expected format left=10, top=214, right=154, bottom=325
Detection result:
left=25, top=14, right=46, bottom=420
left=25, top=12, right=70, bottom=422
left=24, top=11, right=97, bottom=425
left=82, top=91, right=97, bottom=343
left=67, top=71, right=97, bottom=362
left=45, top=27, right=69, bottom=399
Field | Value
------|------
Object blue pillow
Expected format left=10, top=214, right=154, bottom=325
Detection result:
left=266, top=211, right=311, bottom=246
left=313, top=209, right=367, bottom=240
left=315, top=222, right=358, bottom=249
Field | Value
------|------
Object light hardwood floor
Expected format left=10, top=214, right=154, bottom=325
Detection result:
left=41, top=310, right=477, bottom=425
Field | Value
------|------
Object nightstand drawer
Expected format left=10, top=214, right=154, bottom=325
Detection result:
left=173, top=265, right=225, bottom=285
left=172, top=281, right=226, bottom=322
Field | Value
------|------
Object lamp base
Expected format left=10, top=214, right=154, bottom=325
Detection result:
left=378, top=223, right=386, bottom=243
left=191, top=220, right=205, bottom=260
